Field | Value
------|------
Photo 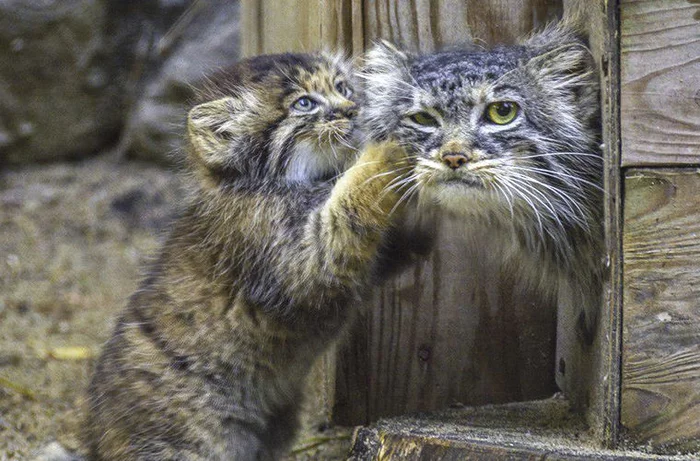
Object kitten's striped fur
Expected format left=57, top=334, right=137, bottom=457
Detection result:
left=85, top=53, right=410, bottom=460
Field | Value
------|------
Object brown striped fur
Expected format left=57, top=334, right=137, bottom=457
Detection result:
left=85, top=53, right=411, bottom=460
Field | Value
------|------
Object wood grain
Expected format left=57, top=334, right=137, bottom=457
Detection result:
left=240, top=0, right=322, bottom=56
left=241, top=0, right=363, bottom=57
left=620, top=0, right=700, bottom=166
left=334, top=214, right=558, bottom=424
left=622, top=169, right=700, bottom=452
left=348, top=398, right=667, bottom=460
left=560, top=0, right=624, bottom=447
left=362, top=0, right=560, bottom=52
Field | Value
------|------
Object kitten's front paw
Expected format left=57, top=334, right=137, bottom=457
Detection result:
left=358, top=141, right=408, bottom=166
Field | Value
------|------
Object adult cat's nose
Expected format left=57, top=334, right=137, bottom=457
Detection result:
left=442, top=152, right=468, bottom=170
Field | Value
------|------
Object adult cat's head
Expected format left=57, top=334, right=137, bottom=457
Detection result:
left=360, top=22, right=602, bottom=240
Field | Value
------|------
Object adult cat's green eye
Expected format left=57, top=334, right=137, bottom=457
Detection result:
left=409, top=112, right=439, bottom=127
left=486, top=101, right=519, bottom=125
left=292, top=96, right=317, bottom=112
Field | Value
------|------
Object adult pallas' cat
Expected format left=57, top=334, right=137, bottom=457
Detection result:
left=85, top=53, right=411, bottom=460
left=361, top=20, right=603, bottom=399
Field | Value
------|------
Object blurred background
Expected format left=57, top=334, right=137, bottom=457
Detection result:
left=0, top=1, right=244, bottom=458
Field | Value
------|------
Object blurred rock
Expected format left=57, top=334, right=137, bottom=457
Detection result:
left=123, top=0, right=241, bottom=163
left=0, top=0, right=160, bottom=164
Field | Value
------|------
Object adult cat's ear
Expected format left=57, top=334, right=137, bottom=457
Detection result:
left=523, top=22, right=595, bottom=86
left=363, top=40, right=412, bottom=77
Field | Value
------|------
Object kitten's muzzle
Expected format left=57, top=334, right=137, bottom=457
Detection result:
left=326, top=105, right=357, bottom=121
left=441, top=151, right=469, bottom=170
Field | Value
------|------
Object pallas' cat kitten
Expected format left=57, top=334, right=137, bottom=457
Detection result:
left=362, top=21, right=603, bottom=395
left=86, top=53, right=410, bottom=460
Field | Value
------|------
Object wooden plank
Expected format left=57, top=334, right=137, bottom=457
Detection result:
left=561, top=0, right=623, bottom=448
left=319, top=0, right=364, bottom=56
left=334, top=215, right=558, bottom=424
left=348, top=398, right=689, bottom=460
left=362, top=0, right=559, bottom=52
left=240, top=0, right=321, bottom=56
left=620, top=0, right=700, bottom=166
left=240, top=0, right=262, bottom=57
left=241, top=0, right=361, bottom=57
left=622, top=169, right=700, bottom=453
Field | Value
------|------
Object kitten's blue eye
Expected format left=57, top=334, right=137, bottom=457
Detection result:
left=335, top=81, right=353, bottom=98
left=292, top=97, right=317, bottom=112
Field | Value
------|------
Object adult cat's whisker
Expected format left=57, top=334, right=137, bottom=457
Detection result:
left=489, top=178, right=515, bottom=220
left=518, top=152, right=602, bottom=161
left=507, top=170, right=588, bottom=218
left=384, top=172, right=420, bottom=194
left=389, top=181, right=421, bottom=217
left=361, top=166, right=413, bottom=187
left=509, top=165, right=605, bottom=193
left=507, top=172, right=589, bottom=231
left=499, top=176, right=547, bottom=242
left=505, top=175, right=565, bottom=231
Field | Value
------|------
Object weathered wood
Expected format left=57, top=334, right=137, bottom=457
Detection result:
left=240, top=0, right=321, bottom=56
left=620, top=0, right=700, bottom=166
left=334, top=215, right=558, bottom=424
left=348, top=398, right=689, bottom=460
left=241, top=0, right=362, bottom=57
left=361, top=0, right=560, bottom=52
left=560, top=0, right=623, bottom=448
left=621, top=169, right=700, bottom=453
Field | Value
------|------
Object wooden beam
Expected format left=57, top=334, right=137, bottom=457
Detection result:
left=621, top=169, right=700, bottom=453
left=620, top=0, right=700, bottom=166
left=561, top=0, right=623, bottom=448
left=348, top=398, right=690, bottom=460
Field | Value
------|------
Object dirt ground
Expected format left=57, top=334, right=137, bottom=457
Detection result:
left=0, top=156, right=351, bottom=460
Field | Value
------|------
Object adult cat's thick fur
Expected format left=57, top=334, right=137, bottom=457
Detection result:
left=361, top=20, right=604, bottom=393
left=85, top=53, right=410, bottom=460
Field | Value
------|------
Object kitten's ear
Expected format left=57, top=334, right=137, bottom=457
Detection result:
left=363, top=40, right=412, bottom=76
left=187, top=97, right=236, bottom=165
left=523, top=22, right=595, bottom=84
left=187, top=97, right=255, bottom=186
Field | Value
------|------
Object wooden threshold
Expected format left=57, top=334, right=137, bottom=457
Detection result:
left=348, top=398, right=699, bottom=460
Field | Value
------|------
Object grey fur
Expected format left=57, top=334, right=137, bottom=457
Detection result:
left=360, top=21, right=604, bottom=376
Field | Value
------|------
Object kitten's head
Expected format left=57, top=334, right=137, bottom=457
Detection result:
left=361, top=23, right=601, bottom=232
left=187, top=53, right=358, bottom=186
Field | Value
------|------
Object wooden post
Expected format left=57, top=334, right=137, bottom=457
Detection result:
left=619, top=0, right=700, bottom=453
